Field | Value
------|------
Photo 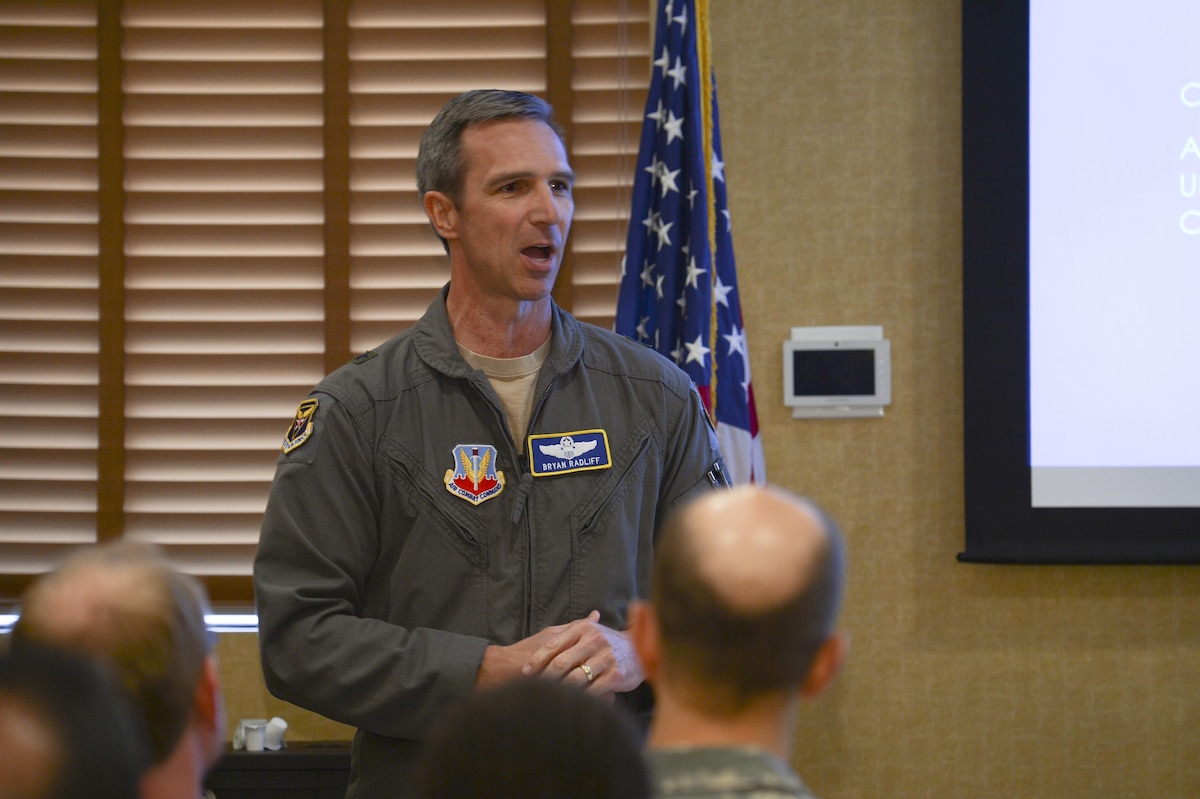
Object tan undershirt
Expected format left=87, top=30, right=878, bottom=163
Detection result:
left=457, top=336, right=551, bottom=443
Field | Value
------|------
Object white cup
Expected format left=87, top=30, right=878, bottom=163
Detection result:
left=264, top=716, right=288, bottom=750
left=239, top=719, right=267, bottom=752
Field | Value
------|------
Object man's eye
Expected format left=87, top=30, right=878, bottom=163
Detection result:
left=551, top=181, right=571, bottom=193
left=500, top=183, right=519, bottom=193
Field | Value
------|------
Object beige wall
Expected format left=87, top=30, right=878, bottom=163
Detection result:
left=711, top=1, right=1200, bottom=797
left=216, top=2, right=1200, bottom=796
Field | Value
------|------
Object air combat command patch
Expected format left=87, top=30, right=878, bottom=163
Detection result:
left=444, top=444, right=505, bottom=505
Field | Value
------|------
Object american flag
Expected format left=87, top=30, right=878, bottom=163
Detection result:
left=615, top=0, right=765, bottom=484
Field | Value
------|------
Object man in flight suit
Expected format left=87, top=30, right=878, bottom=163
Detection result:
left=253, top=89, right=728, bottom=798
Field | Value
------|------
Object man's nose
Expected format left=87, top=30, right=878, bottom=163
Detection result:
left=529, top=184, right=564, bottom=225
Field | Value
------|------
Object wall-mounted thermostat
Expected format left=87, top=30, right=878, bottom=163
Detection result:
left=783, top=326, right=891, bottom=419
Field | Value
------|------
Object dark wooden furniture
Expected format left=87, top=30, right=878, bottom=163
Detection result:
left=204, top=743, right=351, bottom=799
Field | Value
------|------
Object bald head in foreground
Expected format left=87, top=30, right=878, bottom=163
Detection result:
left=629, top=485, right=847, bottom=799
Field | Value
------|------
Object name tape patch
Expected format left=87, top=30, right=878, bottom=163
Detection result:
left=528, top=429, right=612, bottom=477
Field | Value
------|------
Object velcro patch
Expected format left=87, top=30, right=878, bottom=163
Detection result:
left=528, top=429, right=612, bottom=477
left=444, top=444, right=506, bottom=505
left=282, top=398, right=318, bottom=454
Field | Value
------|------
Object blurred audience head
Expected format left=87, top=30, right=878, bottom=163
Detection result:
left=0, top=644, right=148, bottom=799
left=415, top=678, right=650, bottom=799
left=12, top=540, right=224, bottom=797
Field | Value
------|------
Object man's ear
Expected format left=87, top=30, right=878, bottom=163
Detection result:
left=799, top=631, right=846, bottom=700
left=193, top=655, right=222, bottom=730
left=422, top=191, right=458, bottom=242
left=627, top=601, right=660, bottom=683
left=193, top=655, right=227, bottom=767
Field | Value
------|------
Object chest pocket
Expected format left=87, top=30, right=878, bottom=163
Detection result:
left=527, top=415, right=658, bottom=624
left=567, top=415, right=657, bottom=538
left=376, top=435, right=502, bottom=568
left=374, top=436, right=531, bottom=638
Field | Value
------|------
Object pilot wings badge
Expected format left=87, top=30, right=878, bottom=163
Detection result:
left=444, top=444, right=505, bottom=505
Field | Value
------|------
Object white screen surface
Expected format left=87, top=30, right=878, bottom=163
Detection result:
left=1029, top=0, right=1200, bottom=506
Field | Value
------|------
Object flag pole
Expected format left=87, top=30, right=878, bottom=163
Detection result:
left=696, top=0, right=719, bottom=417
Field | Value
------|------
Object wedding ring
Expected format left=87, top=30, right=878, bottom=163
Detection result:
left=579, top=663, right=595, bottom=682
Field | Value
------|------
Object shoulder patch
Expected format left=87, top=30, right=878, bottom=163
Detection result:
left=282, top=398, right=319, bottom=454
left=351, top=350, right=378, bottom=365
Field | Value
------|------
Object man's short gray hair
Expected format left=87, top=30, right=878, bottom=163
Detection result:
left=415, top=89, right=565, bottom=205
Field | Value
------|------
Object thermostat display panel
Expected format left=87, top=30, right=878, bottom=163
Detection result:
left=783, top=326, right=891, bottom=419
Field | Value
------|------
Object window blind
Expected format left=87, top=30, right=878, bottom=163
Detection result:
left=0, top=1, right=101, bottom=585
left=120, top=0, right=327, bottom=596
left=0, top=0, right=648, bottom=603
left=568, top=0, right=648, bottom=329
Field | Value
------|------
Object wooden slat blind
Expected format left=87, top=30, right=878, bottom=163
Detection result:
left=120, top=0, right=327, bottom=589
left=0, top=0, right=648, bottom=603
left=570, top=0, right=648, bottom=329
left=0, top=0, right=101, bottom=575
